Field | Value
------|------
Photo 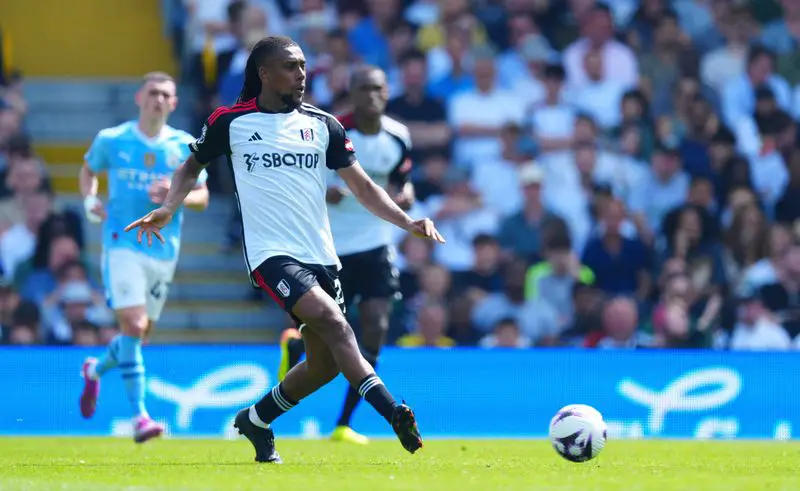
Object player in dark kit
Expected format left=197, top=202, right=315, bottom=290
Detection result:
left=125, top=36, right=445, bottom=463
left=277, top=65, right=415, bottom=445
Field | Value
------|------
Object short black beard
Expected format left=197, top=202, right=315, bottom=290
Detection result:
left=281, top=93, right=301, bottom=110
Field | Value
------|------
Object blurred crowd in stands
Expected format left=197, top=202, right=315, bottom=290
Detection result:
left=0, top=32, right=118, bottom=346
left=5, top=0, right=800, bottom=351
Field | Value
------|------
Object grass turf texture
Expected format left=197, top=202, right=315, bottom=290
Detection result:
left=2, top=438, right=800, bottom=491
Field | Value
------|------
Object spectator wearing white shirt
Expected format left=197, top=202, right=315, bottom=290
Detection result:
left=1, top=190, right=51, bottom=281
left=448, top=47, right=526, bottom=170
left=529, top=63, right=576, bottom=156
left=565, top=49, right=630, bottom=130
left=727, top=287, right=791, bottom=351
left=563, top=4, right=638, bottom=89
left=748, top=112, right=791, bottom=216
left=720, top=45, right=792, bottom=129
left=470, top=123, right=527, bottom=218
left=699, top=5, right=754, bottom=93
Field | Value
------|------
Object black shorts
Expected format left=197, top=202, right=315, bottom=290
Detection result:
left=339, top=245, right=400, bottom=307
left=252, top=255, right=345, bottom=326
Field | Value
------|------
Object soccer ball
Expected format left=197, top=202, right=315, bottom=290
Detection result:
left=549, top=404, right=607, bottom=462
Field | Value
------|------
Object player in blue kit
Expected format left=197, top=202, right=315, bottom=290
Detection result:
left=77, top=72, right=210, bottom=443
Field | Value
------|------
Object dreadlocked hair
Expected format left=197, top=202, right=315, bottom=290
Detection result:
left=238, top=36, right=299, bottom=104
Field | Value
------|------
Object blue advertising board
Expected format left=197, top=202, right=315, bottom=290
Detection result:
left=1, top=347, right=799, bottom=440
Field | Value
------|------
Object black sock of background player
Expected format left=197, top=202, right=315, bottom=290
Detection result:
left=250, top=383, right=297, bottom=428
left=337, top=350, right=378, bottom=427
left=287, top=338, right=305, bottom=367
left=357, top=373, right=396, bottom=424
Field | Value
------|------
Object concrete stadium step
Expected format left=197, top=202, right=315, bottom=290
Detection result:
left=150, top=328, right=279, bottom=344
left=158, top=308, right=273, bottom=331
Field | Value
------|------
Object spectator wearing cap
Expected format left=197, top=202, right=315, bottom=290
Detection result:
left=387, top=49, right=451, bottom=164
left=723, top=285, right=791, bottom=350
left=563, top=4, right=638, bottom=89
left=721, top=45, right=791, bottom=129
left=582, top=199, right=653, bottom=300
left=496, top=163, right=557, bottom=262
left=699, top=6, right=754, bottom=93
left=469, top=124, right=527, bottom=218
left=41, top=277, right=103, bottom=344
left=565, top=48, right=632, bottom=130
left=628, top=144, right=691, bottom=235
left=448, top=46, right=526, bottom=170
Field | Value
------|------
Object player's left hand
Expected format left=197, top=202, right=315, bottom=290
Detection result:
left=124, top=207, right=174, bottom=246
left=407, top=218, right=445, bottom=244
left=148, top=178, right=170, bottom=204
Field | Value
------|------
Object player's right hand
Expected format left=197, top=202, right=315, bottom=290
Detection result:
left=124, top=207, right=173, bottom=246
left=407, top=218, right=445, bottom=244
left=83, top=195, right=106, bottom=223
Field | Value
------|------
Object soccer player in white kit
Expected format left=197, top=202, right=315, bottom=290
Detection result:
left=277, top=66, right=414, bottom=445
left=77, top=72, right=209, bottom=443
left=125, top=36, right=444, bottom=463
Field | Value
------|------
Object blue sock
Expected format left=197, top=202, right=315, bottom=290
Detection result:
left=94, top=335, right=122, bottom=377
left=117, top=335, right=147, bottom=418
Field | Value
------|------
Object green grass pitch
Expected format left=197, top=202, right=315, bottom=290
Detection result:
left=2, top=438, right=800, bottom=491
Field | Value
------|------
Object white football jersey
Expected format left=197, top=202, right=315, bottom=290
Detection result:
left=189, top=100, right=357, bottom=283
left=327, top=114, right=412, bottom=256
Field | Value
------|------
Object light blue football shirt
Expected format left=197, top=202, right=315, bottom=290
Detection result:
left=84, top=121, right=207, bottom=262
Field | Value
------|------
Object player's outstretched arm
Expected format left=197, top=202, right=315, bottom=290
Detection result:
left=337, top=163, right=444, bottom=243
left=161, top=154, right=207, bottom=215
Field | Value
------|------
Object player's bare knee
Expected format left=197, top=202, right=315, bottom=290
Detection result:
left=118, top=309, right=149, bottom=338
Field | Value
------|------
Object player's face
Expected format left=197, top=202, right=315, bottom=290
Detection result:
left=352, top=70, right=388, bottom=118
left=264, top=46, right=307, bottom=109
left=137, top=80, right=177, bottom=118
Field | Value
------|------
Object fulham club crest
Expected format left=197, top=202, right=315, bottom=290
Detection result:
left=300, top=128, right=314, bottom=141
